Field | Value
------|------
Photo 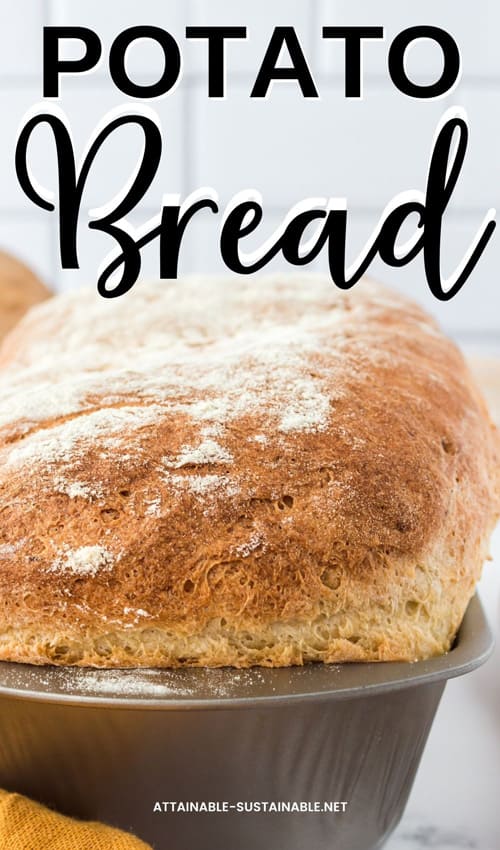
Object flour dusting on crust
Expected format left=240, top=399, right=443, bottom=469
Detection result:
left=0, top=276, right=446, bottom=512
left=0, top=275, right=498, bottom=670
left=48, top=546, right=116, bottom=576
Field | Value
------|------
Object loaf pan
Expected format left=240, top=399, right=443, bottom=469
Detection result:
left=0, top=594, right=493, bottom=850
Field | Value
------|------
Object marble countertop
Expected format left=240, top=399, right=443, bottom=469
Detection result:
left=385, top=525, right=500, bottom=850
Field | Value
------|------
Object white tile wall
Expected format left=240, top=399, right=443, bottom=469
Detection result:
left=0, top=1, right=498, bottom=339
left=0, top=87, right=46, bottom=209
left=0, top=2, right=44, bottom=78
left=191, top=83, right=443, bottom=206
left=451, top=87, right=500, bottom=210
left=49, top=0, right=186, bottom=76
left=187, top=0, right=316, bottom=75
left=317, top=0, right=500, bottom=79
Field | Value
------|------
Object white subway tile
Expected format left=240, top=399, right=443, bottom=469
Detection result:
left=0, top=3, right=498, bottom=337
left=49, top=1, right=316, bottom=87
left=0, top=2, right=44, bottom=77
left=317, top=1, right=500, bottom=79
left=191, top=82, right=442, bottom=208
left=0, top=89, right=47, bottom=210
left=187, top=0, right=315, bottom=76
left=447, top=88, right=500, bottom=211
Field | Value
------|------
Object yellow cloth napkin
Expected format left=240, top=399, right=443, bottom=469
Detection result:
left=0, top=790, right=152, bottom=850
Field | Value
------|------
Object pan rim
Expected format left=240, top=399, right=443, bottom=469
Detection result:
left=0, top=594, right=493, bottom=710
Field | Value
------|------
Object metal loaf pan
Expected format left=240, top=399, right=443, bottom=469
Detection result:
left=0, top=595, right=493, bottom=850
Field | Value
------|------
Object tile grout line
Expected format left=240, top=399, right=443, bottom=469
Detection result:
left=40, top=0, right=60, bottom=287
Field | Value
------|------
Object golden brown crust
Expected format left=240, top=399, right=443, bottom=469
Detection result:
left=0, top=251, right=51, bottom=342
left=0, top=276, right=498, bottom=667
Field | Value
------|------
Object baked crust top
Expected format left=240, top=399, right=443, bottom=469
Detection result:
left=0, top=276, right=498, bottom=666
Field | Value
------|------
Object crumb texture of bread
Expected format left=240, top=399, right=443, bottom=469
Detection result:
left=0, top=276, right=498, bottom=668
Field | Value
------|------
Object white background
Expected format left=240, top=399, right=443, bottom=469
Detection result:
left=0, top=1, right=499, bottom=343
left=0, top=3, right=499, bottom=849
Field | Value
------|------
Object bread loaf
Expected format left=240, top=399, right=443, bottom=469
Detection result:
left=0, top=276, right=498, bottom=667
